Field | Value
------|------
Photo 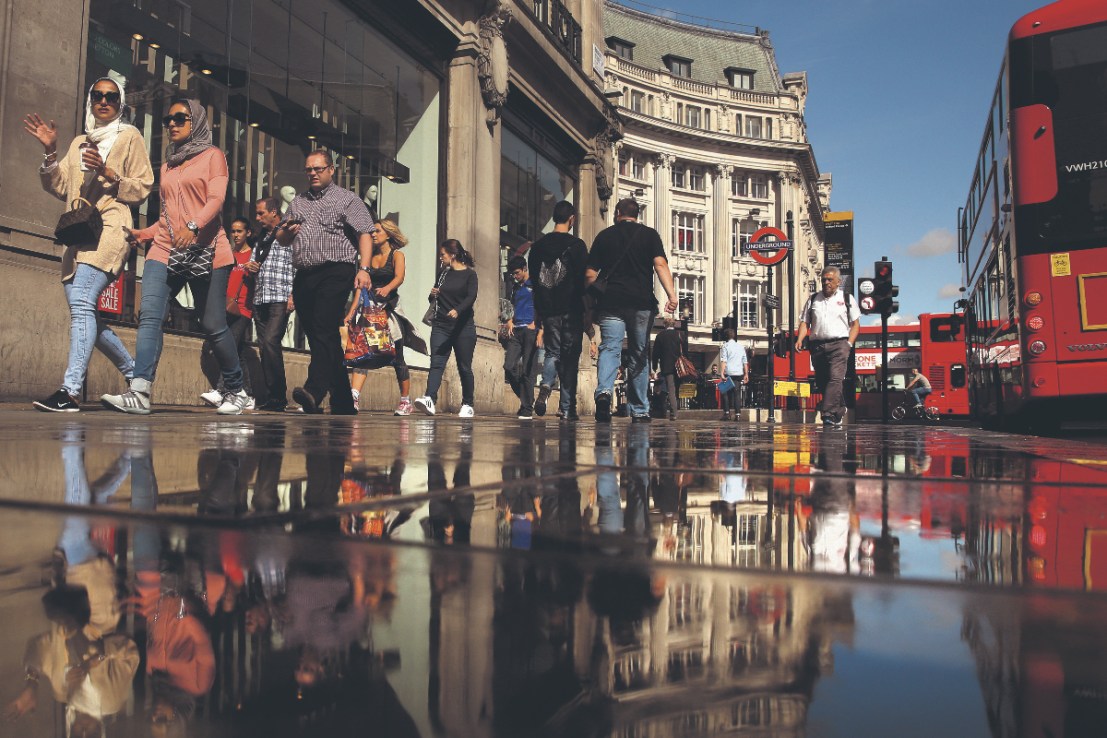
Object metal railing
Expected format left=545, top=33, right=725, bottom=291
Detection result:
left=531, top=0, right=583, bottom=65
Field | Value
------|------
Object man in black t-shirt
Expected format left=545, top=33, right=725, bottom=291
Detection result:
left=528, top=200, right=589, bottom=420
left=585, top=198, right=678, bottom=422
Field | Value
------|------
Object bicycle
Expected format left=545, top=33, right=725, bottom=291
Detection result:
left=891, top=390, right=939, bottom=422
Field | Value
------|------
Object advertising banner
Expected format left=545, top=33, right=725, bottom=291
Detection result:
left=824, top=211, right=855, bottom=295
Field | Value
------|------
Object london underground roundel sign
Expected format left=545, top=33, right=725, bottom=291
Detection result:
left=747, top=227, right=792, bottom=266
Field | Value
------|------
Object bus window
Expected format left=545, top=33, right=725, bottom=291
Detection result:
left=951, top=363, right=966, bottom=388
left=930, top=315, right=965, bottom=342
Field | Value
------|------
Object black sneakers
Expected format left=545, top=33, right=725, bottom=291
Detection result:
left=534, top=386, right=552, bottom=417
left=595, top=393, right=612, bottom=423
left=33, top=389, right=80, bottom=413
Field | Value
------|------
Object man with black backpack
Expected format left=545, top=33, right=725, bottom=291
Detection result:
left=529, top=201, right=589, bottom=419
left=585, top=198, right=678, bottom=423
left=796, top=267, right=860, bottom=428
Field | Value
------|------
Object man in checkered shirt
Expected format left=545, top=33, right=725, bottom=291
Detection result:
left=247, top=196, right=295, bottom=412
left=274, top=151, right=375, bottom=415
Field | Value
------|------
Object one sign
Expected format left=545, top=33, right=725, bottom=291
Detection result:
left=592, top=44, right=606, bottom=77
left=678, top=383, right=698, bottom=399
left=860, top=295, right=875, bottom=312
left=747, top=240, right=794, bottom=253
left=1051, top=252, right=1071, bottom=277
left=762, top=294, right=781, bottom=309
left=774, top=381, right=811, bottom=397
left=747, top=227, right=791, bottom=266
left=824, top=211, right=855, bottom=295
left=858, top=278, right=875, bottom=295
left=98, top=272, right=126, bottom=315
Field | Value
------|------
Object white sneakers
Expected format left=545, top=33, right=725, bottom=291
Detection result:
left=205, top=388, right=254, bottom=412
left=351, top=389, right=360, bottom=412
left=101, top=378, right=152, bottom=415
left=200, top=388, right=223, bottom=407
left=217, top=389, right=252, bottom=415
left=413, top=397, right=474, bottom=418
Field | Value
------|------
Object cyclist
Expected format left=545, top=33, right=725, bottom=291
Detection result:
left=905, top=368, right=932, bottom=408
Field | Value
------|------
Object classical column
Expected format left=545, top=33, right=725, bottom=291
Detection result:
left=653, top=153, right=674, bottom=307
left=445, top=40, right=504, bottom=412
left=711, top=164, right=732, bottom=323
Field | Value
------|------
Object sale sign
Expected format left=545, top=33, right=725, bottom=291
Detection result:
left=98, top=272, right=126, bottom=315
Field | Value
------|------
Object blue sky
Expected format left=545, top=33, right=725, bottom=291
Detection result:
left=633, top=0, right=1043, bottom=322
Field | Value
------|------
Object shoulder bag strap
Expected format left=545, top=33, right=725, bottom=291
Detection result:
left=601, top=225, right=645, bottom=284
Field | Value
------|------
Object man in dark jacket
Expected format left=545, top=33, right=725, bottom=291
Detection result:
left=651, top=318, right=683, bottom=420
left=528, top=200, right=588, bottom=420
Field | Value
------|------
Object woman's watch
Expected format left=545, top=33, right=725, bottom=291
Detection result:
left=186, top=221, right=199, bottom=235
left=360, top=266, right=372, bottom=273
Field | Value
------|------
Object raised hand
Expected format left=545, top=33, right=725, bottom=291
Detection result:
left=23, top=114, right=58, bottom=151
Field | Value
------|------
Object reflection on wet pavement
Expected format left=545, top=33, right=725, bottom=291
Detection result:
left=0, top=409, right=1106, bottom=736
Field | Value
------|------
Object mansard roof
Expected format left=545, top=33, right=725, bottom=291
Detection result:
left=603, top=1, right=782, bottom=94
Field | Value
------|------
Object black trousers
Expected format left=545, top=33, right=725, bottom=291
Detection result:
left=253, top=301, right=292, bottom=403
left=292, top=262, right=356, bottom=413
left=503, top=325, right=539, bottom=412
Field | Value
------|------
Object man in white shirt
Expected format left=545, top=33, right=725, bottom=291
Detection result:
left=718, top=329, right=748, bottom=421
left=796, top=267, right=860, bottom=427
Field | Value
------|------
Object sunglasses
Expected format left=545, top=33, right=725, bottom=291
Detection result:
left=162, top=112, right=192, bottom=128
left=90, top=90, right=121, bottom=104
left=304, top=165, right=332, bottom=174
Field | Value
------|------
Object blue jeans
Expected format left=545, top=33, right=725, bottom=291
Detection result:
left=61, top=264, right=135, bottom=396
left=596, top=309, right=654, bottom=417
left=541, top=314, right=583, bottom=415
left=134, top=260, right=243, bottom=391
left=910, top=387, right=932, bottom=406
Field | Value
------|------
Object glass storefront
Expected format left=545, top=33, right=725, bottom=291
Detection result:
left=499, top=116, right=577, bottom=301
left=86, top=0, right=441, bottom=358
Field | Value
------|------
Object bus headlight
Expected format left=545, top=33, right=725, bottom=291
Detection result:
left=1028, top=339, right=1047, bottom=355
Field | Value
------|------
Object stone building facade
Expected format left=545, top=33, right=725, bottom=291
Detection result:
left=0, top=0, right=617, bottom=413
left=603, top=0, right=831, bottom=372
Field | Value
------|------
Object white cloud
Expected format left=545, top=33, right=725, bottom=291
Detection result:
left=863, top=314, right=918, bottom=327
left=937, top=283, right=962, bottom=299
left=905, top=228, right=957, bottom=257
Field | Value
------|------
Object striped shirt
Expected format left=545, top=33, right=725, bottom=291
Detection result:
left=253, top=229, right=295, bottom=305
left=287, top=183, right=375, bottom=269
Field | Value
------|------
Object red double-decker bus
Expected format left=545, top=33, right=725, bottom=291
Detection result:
left=773, top=313, right=970, bottom=419
left=958, top=0, right=1107, bottom=430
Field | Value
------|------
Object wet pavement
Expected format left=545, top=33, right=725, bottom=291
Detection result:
left=1, top=406, right=1105, bottom=736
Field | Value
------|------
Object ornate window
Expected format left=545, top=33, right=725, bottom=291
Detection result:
left=672, top=212, right=705, bottom=253
left=676, top=274, right=705, bottom=324
left=688, top=167, right=704, bottom=191
left=727, top=68, right=755, bottom=90
left=664, top=54, right=693, bottom=78
left=733, top=280, right=762, bottom=329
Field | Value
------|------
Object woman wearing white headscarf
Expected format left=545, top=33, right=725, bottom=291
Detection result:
left=23, top=76, right=154, bottom=413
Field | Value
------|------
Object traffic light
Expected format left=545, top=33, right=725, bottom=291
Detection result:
left=873, top=258, right=899, bottom=315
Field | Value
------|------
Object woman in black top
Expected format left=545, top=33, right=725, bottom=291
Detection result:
left=414, top=239, right=478, bottom=417
left=345, top=219, right=425, bottom=415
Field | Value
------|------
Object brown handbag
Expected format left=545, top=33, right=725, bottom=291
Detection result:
left=675, top=353, right=698, bottom=381
left=54, top=196, right=104, bottom=247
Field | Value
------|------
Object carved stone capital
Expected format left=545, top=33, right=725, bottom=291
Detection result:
left=477, top=2, right=512, bottom=130
left=655, top=153, right=674, bottom=170
left=715, top=163, right=731, bottom=179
